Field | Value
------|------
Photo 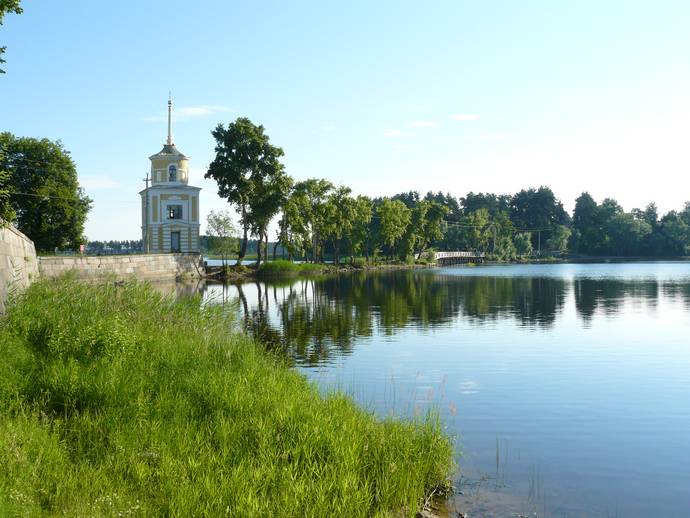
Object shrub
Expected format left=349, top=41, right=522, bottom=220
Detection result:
left=352, top=257, right=367, bottom=268
left=258, top=259, right=326, bottom=276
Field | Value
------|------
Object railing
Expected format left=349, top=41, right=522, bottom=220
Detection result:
left=434, top=251, right=486, bottom=259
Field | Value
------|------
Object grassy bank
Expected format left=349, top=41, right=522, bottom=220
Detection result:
left=209, top=259, right=434, bottom=281
left=0, top=277, right=453, bottom=517
left=257, top=259, right=329, bottom=276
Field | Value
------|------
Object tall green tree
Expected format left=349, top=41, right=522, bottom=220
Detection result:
left=0, top=132, right=91, bottom=251
left=510, top=187, right=569, bottom=250
left=398, top=200, right=448, bottom=260
left=206, top=118, right=288, bottom=265
left=488, top=211, right=515, bottom=255
left=392, top=190, right=420, bottom=209
left=250, top=170, right=292, bottom=266
left=571, top=192, right=600, bottom=254
left=292, top=178, right=333, bottom=262
left=349, top=195, right=373, bottom=262
left=376, top=198, right=411, bottom=260
left=0, top=0, right=22, bottom=74
left=461, top=192, right=511, bottom=217
left=545, top=224, right=572, bottom=254
left=277, top=187, right=308, bottom=260
left=658, top=210, right=690, bottom=256
left=398, top=201, right=427, bottom=261
left=462, top=209, right=492, bottom=252
left=324, top=186, right=356, bottom=264
left=606, top=212, right=652, bottom=256
left=514, top=232, right=533, bottom=257
left=424, top=191, right=461, bottom=222
left=418, top=201, right=447, bottom=256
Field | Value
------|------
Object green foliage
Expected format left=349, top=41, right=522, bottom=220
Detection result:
left=658, top=207, right=690, bottom=256
left=352, top=257, right=367, bottom=268
left=206, top=209, right=239, bottom=267
left=493, top=235, right=516, bottom=261
left=376, top=199, right=411, bottom=258
left=349, top=196, right=374, bottom=262
left=258, top=259, right=326, bottom=276
left=510, top=186, right=570, bottom=249
left=606, top=212, right=652, bottom=256
left=206, top=118, right=290, bottom=265
left=545, top=224, right=571, bottom=254
left=463, top=208, right=492, bottom=252
left=0, top=0, right=22, bottom=74
left=514, top=232, right=533, bottom=257
left=398, top=201, right=448, bottom=261
left=0, top=168, right=14, bottom=224
left=324, top=186, right=355, bottom=264
left=0, top=278, right=453, bottom=517
left=0, top=132, right=92, bottom=250
left=461, top=192, right=511, bottom=217
left=571, top=192, right=689, bottom=257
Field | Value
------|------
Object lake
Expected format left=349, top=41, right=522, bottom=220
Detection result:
left=202, top=262, right=690, bottom=517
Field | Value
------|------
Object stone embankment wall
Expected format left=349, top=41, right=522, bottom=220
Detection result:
left=0, top=224, right=39, bottom=313
left=39, top=254, right=204, bottom=281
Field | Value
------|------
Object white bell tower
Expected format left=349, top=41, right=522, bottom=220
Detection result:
left=140, top=96, right=201, bottom=253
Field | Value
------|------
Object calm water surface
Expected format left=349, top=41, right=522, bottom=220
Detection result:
left=202, top=262, right=690, bottom=517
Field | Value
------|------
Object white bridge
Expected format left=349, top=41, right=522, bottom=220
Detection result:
left=434, top=251, right=486, bottom=265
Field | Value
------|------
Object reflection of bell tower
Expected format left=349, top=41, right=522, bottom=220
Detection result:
left=140, top=96, right=201, bottom=253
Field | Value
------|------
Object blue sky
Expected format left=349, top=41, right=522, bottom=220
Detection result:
left=2, top=0, right=690, bottom=240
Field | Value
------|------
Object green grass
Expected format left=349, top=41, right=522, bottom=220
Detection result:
left=0, top=276, right=453, bottom=517
left=258, top=259, right=329, bottom=276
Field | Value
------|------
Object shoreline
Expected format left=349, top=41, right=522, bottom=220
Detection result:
left=202, top=255, right=690, bottom=283
left=203, top=260, right=437, bottom=282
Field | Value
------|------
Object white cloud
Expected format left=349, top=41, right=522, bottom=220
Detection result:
left=80, top=174, right=120, bottom=191
left=142, top=105, right=232, bottom=122
left=406, top=120, right=438, bottom=128
left=383, top=130, right=405, bottom=137
left=176, top=105, right=232, bottom=118
left=320, top=124, right=336, bottom=132
left=452, top=114, right=480, bottom=121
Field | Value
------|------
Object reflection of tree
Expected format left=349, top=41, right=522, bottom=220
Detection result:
left=225, top=271, right=678, bottom=367
left=235, top=272, right=573, bottom=367
left=661, top=281, right=690, bottom=310
left=449, top=275, right=567, bottom=328
left=574, top=279, right=661, bottom=321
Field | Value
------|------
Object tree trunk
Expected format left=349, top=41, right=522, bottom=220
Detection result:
left=238, top=205, right=248, bottom=265
left=272, top=240, right=279, bottom=260
left=256, top=231, right=263, bottom=267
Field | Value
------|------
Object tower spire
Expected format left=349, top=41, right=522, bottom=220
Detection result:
left=166, top=92, right=173, bottom=145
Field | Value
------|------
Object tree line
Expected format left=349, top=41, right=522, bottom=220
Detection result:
left=2, top=119, right=689, bottom=260
left=206, top=118, right=690, bottom=264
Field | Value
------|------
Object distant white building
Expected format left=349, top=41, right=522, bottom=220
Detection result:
left=140, top=97, right=201, bottom=253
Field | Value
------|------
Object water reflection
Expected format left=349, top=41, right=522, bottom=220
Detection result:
left=204, top=269, right=690, bottom=367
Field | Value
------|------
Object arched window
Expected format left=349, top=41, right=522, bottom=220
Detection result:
left=168, top=164, right=177, bottom=182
